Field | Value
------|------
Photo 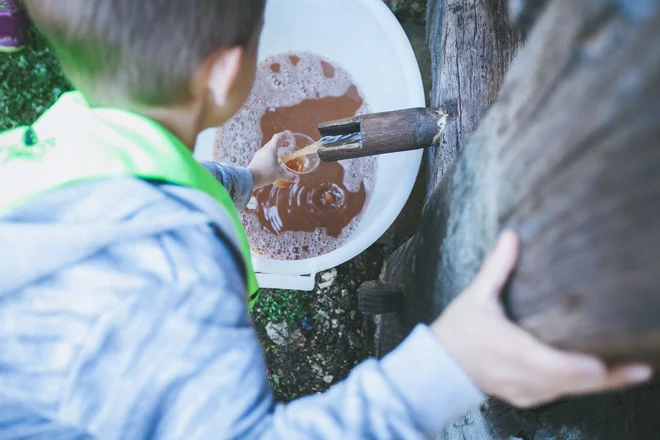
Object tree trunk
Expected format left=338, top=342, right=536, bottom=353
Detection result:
left=379, top=0, right=660, bottom=437
left=425, top=0, right=524, bottom=193
left=376, top=0, right=524, bottom=357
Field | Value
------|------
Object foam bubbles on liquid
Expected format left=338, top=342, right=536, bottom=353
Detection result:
left=215, top=51, right=377, bottom=261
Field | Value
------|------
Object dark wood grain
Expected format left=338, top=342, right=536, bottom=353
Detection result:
left=357, top=281, right=405, bottom=315
left=417, top=0, right=660, bottom=371
left=425, top=0, right=524, bottom=195
left=378, top=0, right=524, bottom=349
left=318, top=108, right=444, bottom=162
left=379, top=0, right=660, bottom=437
left=498, top=0, right=660, bottom=364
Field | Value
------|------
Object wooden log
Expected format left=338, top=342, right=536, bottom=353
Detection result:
left=376, top=0, right=524, bottom=358
left=358, top=281, right=405, bottom=315
left=317, top=108, right=446, bottom=162
left=400, top=0, right=660, bottom=369
left=379, top=0, right=660, bottom=437
left=425, top=0, right=524, bottom=194
left=495, top=0, right=660, bottom=365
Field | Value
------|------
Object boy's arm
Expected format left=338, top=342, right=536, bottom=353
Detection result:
left=257, top=325, right=485, bottom=439
left=57, top=223, right=650, bottom=440
left=54, top=222, right=480, bottom=439
left=201, top=161, right=254, bottom=210
left=200, top=133, right=296, bottom=210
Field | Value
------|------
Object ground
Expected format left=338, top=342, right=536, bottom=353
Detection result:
left=0, top=1, right=427, bottom=403
left=0, top=29, right=70, bottom=131
left=251, top=247, right=388, bottom=401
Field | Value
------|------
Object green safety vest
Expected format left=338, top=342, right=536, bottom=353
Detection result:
left=0, top=91, right=258, bottom=296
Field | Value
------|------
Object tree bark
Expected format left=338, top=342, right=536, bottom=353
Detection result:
left=376, top=0, right=524, bottom=357
left=498, top=0, right=660, bottom=365
left=426, top=0, right=523, bottom=193
left=379, top=0, right=660, bottom=437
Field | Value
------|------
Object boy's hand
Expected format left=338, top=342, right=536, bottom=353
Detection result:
left=249, top=133, right=298, bottom=190
left=432, top=230, right=653, bottom=408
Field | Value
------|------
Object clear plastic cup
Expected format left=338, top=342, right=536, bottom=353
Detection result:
left=276, top=132, right=320, bottom=175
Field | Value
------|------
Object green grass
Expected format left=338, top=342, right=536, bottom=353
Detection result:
left=252, top=289, right=310, bottom=325
left=0, top=28, right=71, bottom=131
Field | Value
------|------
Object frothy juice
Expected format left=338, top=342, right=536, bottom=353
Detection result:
left=286, top=156, right=309, bottom=172
left=215, top=52, right=376, bottom=260
left=276, top=133, right=321, bottom=176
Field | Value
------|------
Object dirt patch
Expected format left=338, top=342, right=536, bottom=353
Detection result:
left=251, top=244, right=389, bottom=401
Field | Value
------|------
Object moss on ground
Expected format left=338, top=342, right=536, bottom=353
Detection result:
left=0, top=28, right=71, bottom=131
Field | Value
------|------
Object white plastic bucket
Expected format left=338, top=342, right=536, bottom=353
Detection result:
left=195, top=0, right=425, bottom=290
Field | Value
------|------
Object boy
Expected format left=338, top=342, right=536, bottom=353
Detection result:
left=0, top=1, right=651, bottom=439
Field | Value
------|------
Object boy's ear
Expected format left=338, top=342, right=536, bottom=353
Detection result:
left=205, top=47, right=244, bottom=106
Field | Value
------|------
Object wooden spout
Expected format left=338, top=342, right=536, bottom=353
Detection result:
left=317, top=108, right=447, bottom=162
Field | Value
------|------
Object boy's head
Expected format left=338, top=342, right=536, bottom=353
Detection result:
left=24, top=0, right=266, bottom=125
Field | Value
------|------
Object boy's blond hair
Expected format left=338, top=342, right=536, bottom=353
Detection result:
left=24, top=0, right=265, bottom=106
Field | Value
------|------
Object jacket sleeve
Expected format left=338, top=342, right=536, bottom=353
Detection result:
left=56, top=223, right=485, bottom=440
left=255, top=325, right=486, bottom=439
left=201, top=161, right=254, bottom=210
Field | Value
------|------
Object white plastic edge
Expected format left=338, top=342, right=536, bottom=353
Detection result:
left=194, top=0, right=426, bottom=289
left=250, top=0, right=426, bottom=277
left=256, top=273, right=316, bottom=291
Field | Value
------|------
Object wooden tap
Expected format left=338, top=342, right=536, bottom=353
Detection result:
left=316, top=108, right=447, bottom=162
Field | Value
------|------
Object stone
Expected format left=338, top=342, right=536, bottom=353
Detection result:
left=265, top=321, right=288, bottom=347
left=317, top=268, right=338, bottom=289
left=290, top=329, right=307, bottom=347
